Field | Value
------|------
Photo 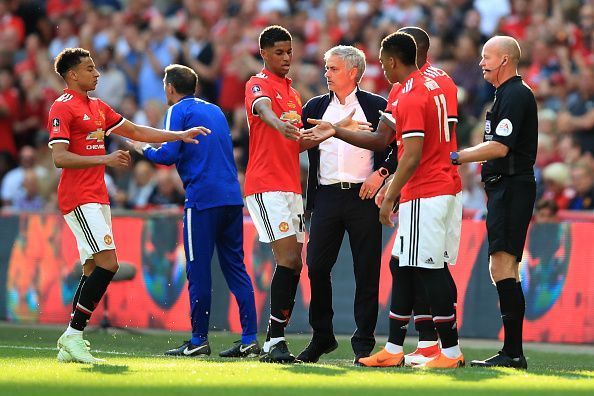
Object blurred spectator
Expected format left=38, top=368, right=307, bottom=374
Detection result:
left=0, top=0, right=25, bottom=47
left=0, top=67, right=18, bottom=159
left=94, top=46, right=127, bottom=109
left=11, top=168, right=45, bottom=212
left=451, top=33, right=483, bottom=118
left=137, top=13, right=180, bottom=105
left=474, top=0, right=511, bottom=37
left=541, top=162, right=573, bottom=210
left=534, top=199, right=559, bottom=224
left=127, top=160, right=156, bottom=209
left=48, top=17, right=79, bottom=60
left=182, top=16, right=218, bottom=103
left=557, top=67, right=594, bottom=154
left=1, top=145, right=48, bottom=208
left=148, top=168, right=185, bottom=208
left=568, top=162, right=594, bottom=210
left=14, top=69, right=57, bottom=149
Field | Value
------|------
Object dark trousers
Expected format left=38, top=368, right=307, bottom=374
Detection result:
left=306, top=185, right=382, bottom=355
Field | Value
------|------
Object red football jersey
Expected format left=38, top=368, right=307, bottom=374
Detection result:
left=420, top=62, right=461, bottom=194
left=392, top=70, right=457, bottom=202
left=47, top=89, right=124, bottom=214
left=244, top=68, right=303, bottom=196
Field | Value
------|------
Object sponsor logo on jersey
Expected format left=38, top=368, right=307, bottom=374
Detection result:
left=279, top=110, right=301, bottom=125
left=287, top=100, right=297, bottom=109
left=104, top=235, right=113, bottom=245
left=279, top=222, right=289, bottom=232
left=87, top=128, right=105, bottom=142
left=495, top=118, right=513, bottom=137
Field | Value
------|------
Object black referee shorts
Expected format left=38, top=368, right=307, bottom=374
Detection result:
left=484, top=174, right=536, bottom=262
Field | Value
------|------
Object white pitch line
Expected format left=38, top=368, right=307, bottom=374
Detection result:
left=0, top=345, right=155, bottom=357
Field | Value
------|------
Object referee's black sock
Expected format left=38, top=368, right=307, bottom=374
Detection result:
left=71, top=274, right=88, bottom=316
left=516, top=281, right=526, bottom=356
left=70, top=266, right=115, bottom=331
left=269, top=265, right=294, bottom=338
left=388, top=258, right=414, bottom=347
left=496, top=278, right=523, bottom=358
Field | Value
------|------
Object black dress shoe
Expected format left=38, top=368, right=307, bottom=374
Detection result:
left=296, top=337, right=338, bottom=363
left=470, top=350, right=527, bottom=369
left=353, top=352, right=370, bottom=366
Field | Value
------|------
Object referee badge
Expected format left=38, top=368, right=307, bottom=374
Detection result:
left=279, top=222, right=289, bottom=233
left=485, top=120, right=491, bottom=134
left=495, top=118, right=513, bottom=136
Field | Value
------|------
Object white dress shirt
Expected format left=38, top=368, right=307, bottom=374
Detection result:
left=318, top=88, right=374, bottom=185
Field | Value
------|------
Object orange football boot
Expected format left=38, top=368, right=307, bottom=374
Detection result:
left=404, top=344, right=441, bottom=366
left=416, top=352, right=465, bottom=369
left=357, top=348, right=404, bottom=367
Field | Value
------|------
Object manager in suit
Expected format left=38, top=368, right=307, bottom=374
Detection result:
left=297, top=45, right=396, bottom=364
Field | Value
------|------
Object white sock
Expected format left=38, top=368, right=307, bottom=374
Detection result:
left=262, top=341, right=270, bottom=353
left=64, top=326, right=83, bottom=337
left=441, top=344, right=462, bottom=359
left=418, top=340, right=438, bottom=349
left=268, top=337, right=285, bottom=348
left=384, top=342, right=403, bottom=354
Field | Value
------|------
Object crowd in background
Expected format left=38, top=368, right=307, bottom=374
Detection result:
left=1, top=0, right=594, bottom=218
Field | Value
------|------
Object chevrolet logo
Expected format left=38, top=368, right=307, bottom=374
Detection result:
left=87, top=128, right=105, bottom=142
left=279, top=110, right=301, bottom=125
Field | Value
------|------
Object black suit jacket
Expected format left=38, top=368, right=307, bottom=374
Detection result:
left=302, top=88, right=396, bottom=210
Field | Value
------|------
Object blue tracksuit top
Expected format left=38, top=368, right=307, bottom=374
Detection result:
left=143, top=95, right=243, bottom=210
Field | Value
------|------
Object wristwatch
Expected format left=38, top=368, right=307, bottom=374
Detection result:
left=378, top=167, right=389, bottom=178
left=450, top=152, right=461, bottom=165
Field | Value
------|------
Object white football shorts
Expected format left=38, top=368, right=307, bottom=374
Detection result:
left=246, top=191, right=305, bottom=243
left=392, top=194, right=461, bottom=269
left=63, top=203, right=115, bottom=264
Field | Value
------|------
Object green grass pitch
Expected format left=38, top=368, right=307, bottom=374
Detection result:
left=0, top=323, right=593, bottom=395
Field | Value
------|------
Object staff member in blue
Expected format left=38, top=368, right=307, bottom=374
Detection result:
left=132, top=64, right=259, bottom=358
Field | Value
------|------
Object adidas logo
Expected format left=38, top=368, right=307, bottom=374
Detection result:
left=83, top=114, right=90, bottom=121
left=425, top=257, right=435, bottom=264
left=276, top=92, right=282, bottom=99
left=444, top=251, right=449, bottom=259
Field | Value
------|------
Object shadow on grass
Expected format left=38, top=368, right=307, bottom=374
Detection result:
left=80, top=364, right=130, bottom=375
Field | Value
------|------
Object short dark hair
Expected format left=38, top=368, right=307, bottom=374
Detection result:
left=381, top=32, right=417, bottom=66
left=54, top=48, right=91, bottom=78
left=259, top=25, right=292, bottom=49
left=398, top=26, right=430, bottom=55
left=164, top=64, right=197, bottom=96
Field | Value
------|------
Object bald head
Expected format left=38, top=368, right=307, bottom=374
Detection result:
left=485, top=36, right=521, bottom=64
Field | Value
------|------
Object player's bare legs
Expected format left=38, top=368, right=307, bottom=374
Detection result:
left=260, top=236, right=302, bottom=363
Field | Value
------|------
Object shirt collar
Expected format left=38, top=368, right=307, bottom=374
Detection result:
left=419, top=61, right=431, bottom=73
left=331, top=87, right=359, bottom=105
left=261, top=68, right=292, bottom=84
left=64, top=88, right=88, bottom=101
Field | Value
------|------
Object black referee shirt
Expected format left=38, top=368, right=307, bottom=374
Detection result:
left=481, top=75, right=538, bottom=180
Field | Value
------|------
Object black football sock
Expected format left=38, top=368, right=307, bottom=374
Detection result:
left=413, top=269, right=437, bottom=342
left=516, top=281, right=526, bottom=356
left=387, top=258, right=414, bottom=346
left=70, top=266, right=115, bottom=331
left=71, top=274, right=88, bottom=316
left=269, top=265, right=294, bottom=338
left=417, top=268, right=458, bottom=349
left=496, top=278, right=522, bottom=358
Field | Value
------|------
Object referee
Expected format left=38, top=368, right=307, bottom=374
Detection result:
left=450, top=36, right=536, bottom=369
